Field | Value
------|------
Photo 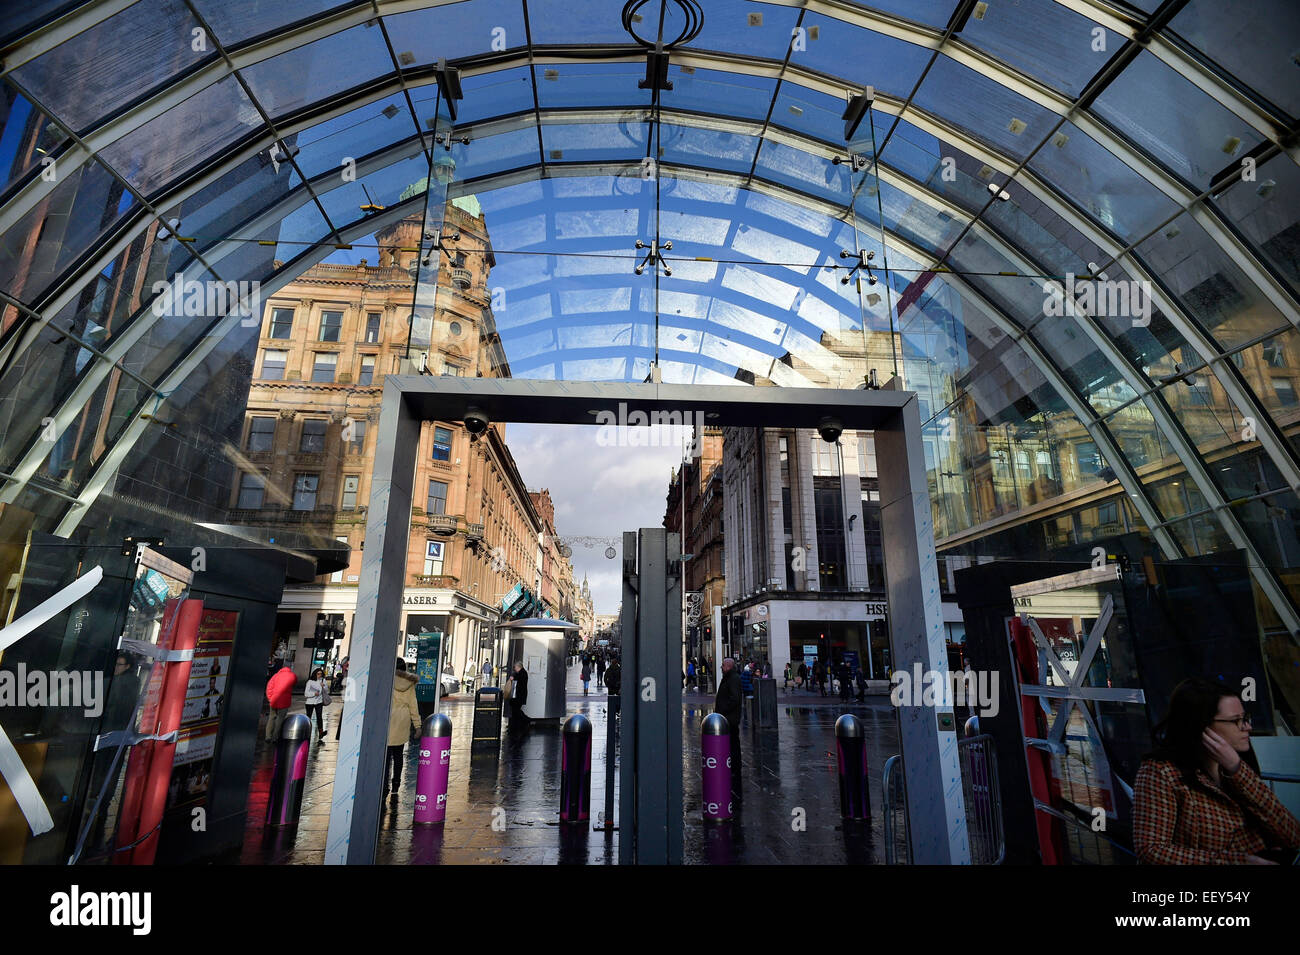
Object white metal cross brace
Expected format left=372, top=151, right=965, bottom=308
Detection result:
left=0, top=565, right=104, bottom=835
left=1019, top=596, right=1144, bottom=759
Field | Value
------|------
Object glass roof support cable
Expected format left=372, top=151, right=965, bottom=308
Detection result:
left=863, top=101, right=898, bottom=383
left=851, top=0, right=979, bottom=200
left=178, top=0, right=347, bottom=251
left=520, top=1, right=548, bottom=181
left=368, top=0, right=436, bottom=169
left=742, top=8, right=806, bottom=190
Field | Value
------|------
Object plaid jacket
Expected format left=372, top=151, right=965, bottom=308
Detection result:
left=1134, top=758, right=1300, bottom=864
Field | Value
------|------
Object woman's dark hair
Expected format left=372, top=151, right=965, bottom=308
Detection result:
left=312, top=667, right=324, bottom=680
left=396, top=658, right=407, bottom=672
left=1148, top=677, right=1259, bottom=784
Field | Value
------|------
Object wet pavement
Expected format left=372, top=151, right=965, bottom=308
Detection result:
left=237, top=666, right=899, bottom=864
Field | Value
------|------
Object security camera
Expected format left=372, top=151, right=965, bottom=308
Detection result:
left=817, top=416, right=843, bottom=444
left=463, top=407, right=490, bottom=437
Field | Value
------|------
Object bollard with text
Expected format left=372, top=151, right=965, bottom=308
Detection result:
left=415, top=713, right=453, bottom=825
left=267, top=714, right=312, bottom=827
left=835, top=714, right=871, bottom=820
left=701, top=713, right=732, bottom=821
left=560, top=714, right=592, bottom=823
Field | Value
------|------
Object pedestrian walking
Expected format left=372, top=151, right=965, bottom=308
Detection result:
left=817, top=662, right=828, bottom=698
left=783, top=663, right=791, bottom=691
left=385, top=659, right=421, bottom=796
left=714, top=658, right=743, bottom=805
left=581, top=659, right=591, bottom=695
left=304, top=667, right=331, bottom=740
left=596, top=655, right=606, bottom=687
left=797, top=661, right=807, bottom=690
left=856, top=667, right=866, bottom=702
left=506, top=661, right=530, bottom=730
left=686, top=659, right=696, bottom=691
left=839, top=663, right=852, bottom=702
left=605, top=659, right=622, bottom=696
left=264, top=662, right=295, bottom=741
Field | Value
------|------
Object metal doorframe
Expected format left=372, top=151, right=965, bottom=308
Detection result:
left=325, top=376, right=969, bottom=865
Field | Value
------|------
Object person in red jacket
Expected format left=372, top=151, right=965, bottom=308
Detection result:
left=265, top=662, right=296, bottom=741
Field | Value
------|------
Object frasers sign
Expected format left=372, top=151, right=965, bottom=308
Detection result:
left=1010, top=591, right=1103, bottom=617
left=864, top=602, right=888, bottom=617
left=403, top=594, right=441, bottom=606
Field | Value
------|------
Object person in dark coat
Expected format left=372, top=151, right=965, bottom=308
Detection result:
left=604, top=660, right=622, bottom=696
left=714, top=657, right=743, bottom=804
left=508, top=661, right=530, bottom=730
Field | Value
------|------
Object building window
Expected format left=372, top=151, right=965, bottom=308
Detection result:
left=781, top=486, right=792, bottom=535
left=292, top=473, right=319, bottom=511
left=1274, top=378, right=1297, bottom=406
left=261, top=349, right=288, bottom=380
left=237, top=472, right=265, bottom=509
left=858, top=433, right=878, bottom=478
left=423, top=540, right=444, bottom=576
left=358, top=355, right=375, bottom=386
left=427, top=479, right=448, bottom=515
left=269, top=307, right=294, bottom=339
left=300, top=419, right=327, bottom=453
left=341, top=475, right=360, bottom=510
left=365, top=312, right=381, bottom=343
left=331, top=535, right=349, bottom=583
left=443, top=363, right=462, bottom=376
left=319, top=309, right=343, bottom=342
left=432, top=426, right=452, bottom=462
left=247, top=416, right=276, bottom=452
left=312, top=352, right=337, bottom=382
left=448, top=320, right=462, bottom=338
left=814, top=479, right=847, bottom=590
left=348, top=419, right=367, bottom=454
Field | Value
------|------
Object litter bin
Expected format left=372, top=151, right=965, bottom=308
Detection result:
left=472, top=686, right=503, bottom=753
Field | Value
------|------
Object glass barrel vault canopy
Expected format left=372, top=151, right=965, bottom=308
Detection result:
left=0, top=0, right=1298, bottom=710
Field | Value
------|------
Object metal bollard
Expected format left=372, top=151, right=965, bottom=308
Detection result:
left=834, top=714, right=870, bottom=820
left=415, top=713, right=453, bottom=825
left=963, top=715, right=980, bottom=737
left=560, top=714, right=592, bottom=823
left=267, top=714, right=312, bottom=827
left=701, top=712, right=732, bottom=822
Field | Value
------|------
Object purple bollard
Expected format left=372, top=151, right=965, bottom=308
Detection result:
left=560, top=714, right=592, bottom=823
left=415, top=713, right=453, bottom=825
left=701, top=712, right=732, bottom=821
left=835, top=714, right=870, bottom=820
left=267, top=714, right=311, bottom=827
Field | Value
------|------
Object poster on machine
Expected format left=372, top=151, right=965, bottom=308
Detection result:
left=415, top=631, right=443, bottom=703
left=167, top=609, right=238, bottom=812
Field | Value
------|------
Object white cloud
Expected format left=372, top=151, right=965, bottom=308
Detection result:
left=508, top=424, right=685, bottom=613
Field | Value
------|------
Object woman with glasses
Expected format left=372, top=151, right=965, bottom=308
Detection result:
left=1134, top=677, right=1300, bottom=864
